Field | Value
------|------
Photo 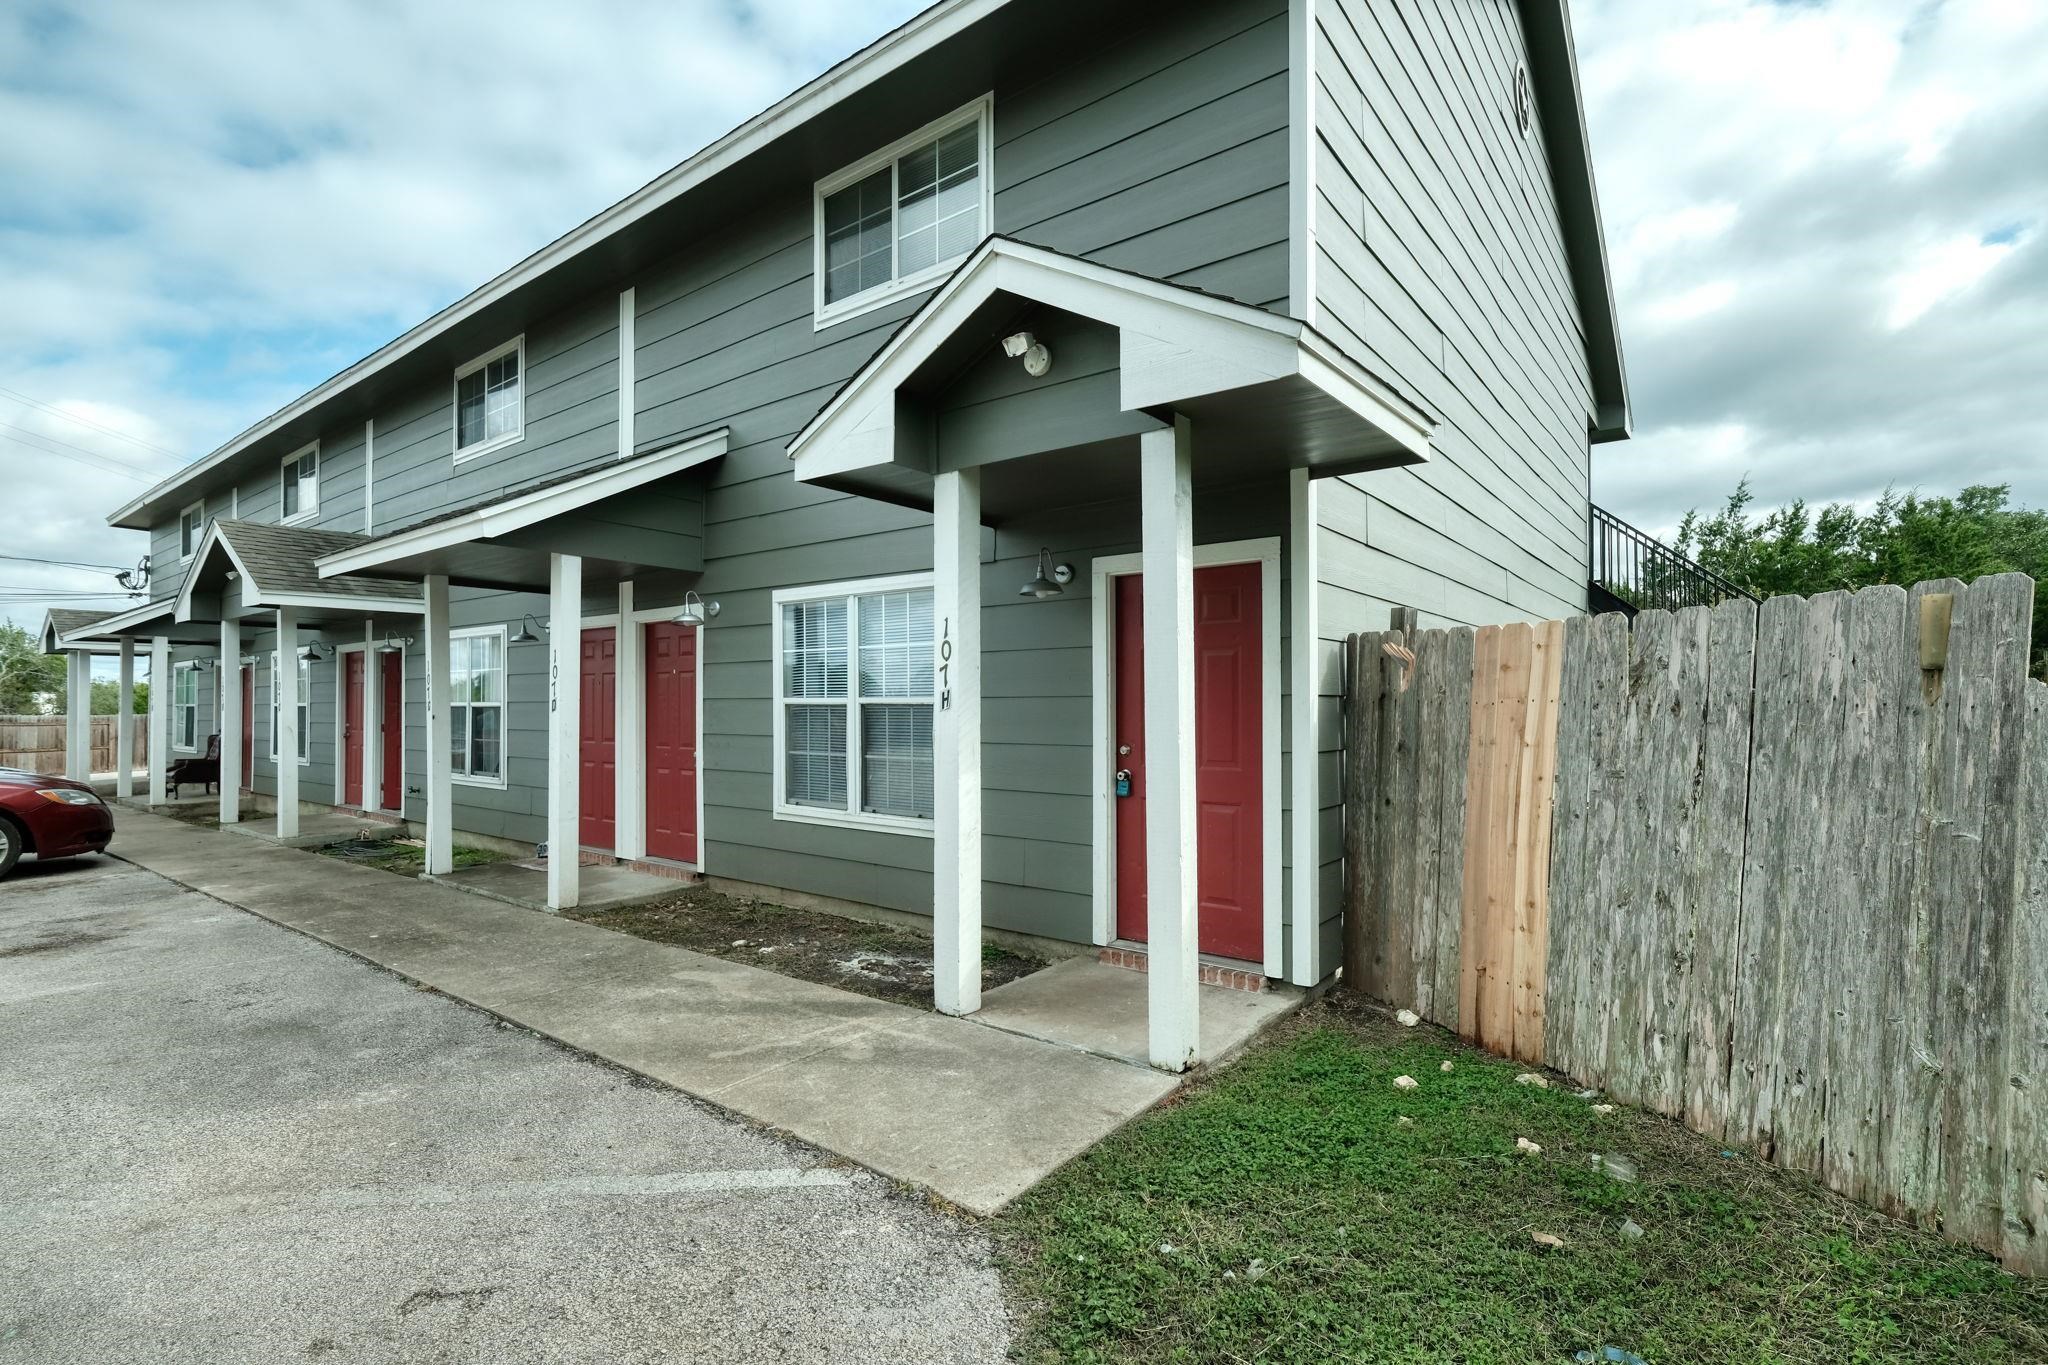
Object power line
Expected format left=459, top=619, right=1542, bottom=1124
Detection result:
left=0, top=431, right=155, bottom=482
left=0, top=421, right=160, bottom=479
left=0, top=551, right=130, bottom=572
left=0, top=383, right=185, bottom=460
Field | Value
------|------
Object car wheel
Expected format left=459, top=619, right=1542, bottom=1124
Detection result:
left=0, top=817, right=21, bottom=880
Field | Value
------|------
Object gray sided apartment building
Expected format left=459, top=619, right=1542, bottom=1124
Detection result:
left=48, top=0, right=1625, bottom=1069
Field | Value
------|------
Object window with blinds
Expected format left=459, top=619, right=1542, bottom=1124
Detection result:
left=773, top=577, right=936, bottom=830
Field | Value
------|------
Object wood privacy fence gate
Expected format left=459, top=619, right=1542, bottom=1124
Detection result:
left=1342, top=574, right=2045, bottom=1273
left=0, top=716, right=148, bottom=777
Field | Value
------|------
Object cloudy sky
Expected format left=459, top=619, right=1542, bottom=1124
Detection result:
left=2, top=0, right=2042, bottom=644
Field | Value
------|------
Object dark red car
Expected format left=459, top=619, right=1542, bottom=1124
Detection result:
left=0, top=768, right=115, bottom=879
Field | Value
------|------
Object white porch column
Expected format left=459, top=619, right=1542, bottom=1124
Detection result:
left=361, top=620, right=380, bottom=814
left=546, top=553, right=583, bottom=910
left=65, top=651, right=90, bottom=780
left=274, top=608, right=299, bottom=839
left=932, top=467, right=983, bottom=1016
left=424, top=575, right=454, bottom=874
left=1141, top=415, right=1200, bottom=1071
left=614, top=580, right=645, bottom=861
left=1287, top=467, right=1321, bottom=986
left=219, top=620, right=242, bottom=824
left=147, top=637, right=169, bottom=804
left=116, top=639, right=134, bottom=800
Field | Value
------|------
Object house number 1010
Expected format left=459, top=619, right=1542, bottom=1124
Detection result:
left=937, top=617, right=952, bottom=711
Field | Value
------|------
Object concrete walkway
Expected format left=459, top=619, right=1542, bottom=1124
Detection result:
left=105, top=807, right=1180, bottom=1214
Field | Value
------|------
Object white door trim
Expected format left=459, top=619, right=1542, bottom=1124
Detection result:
left=1088, top=535, right=1284, bottom=977
left=336, top=640, right=369, bottom=812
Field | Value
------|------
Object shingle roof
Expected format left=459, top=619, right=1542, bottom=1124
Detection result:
left=215, top=520, right=421, bottom=601
left=41, top=608, right=120, bottom=650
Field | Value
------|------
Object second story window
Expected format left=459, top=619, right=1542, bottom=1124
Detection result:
left=179, top=502, right=204, bottom=561
left=280, top=443, right=318, bottom=524
left=814, top=97, right=991, bottom=327
left=453, top=337, right=524, bottom=461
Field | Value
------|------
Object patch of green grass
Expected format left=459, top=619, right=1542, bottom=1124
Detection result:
left=318, top=839, right=508, bottom=876
left=1003, top=1002, right=2046, bottom=1364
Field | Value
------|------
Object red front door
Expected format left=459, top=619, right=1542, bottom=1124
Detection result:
left=240, top=666, right=255, bottom=789
left=644, top=622, right=699, bottom=865
left=379, top=652, right=403, bottom=812
left=580, top=628, right=617, bottom=850
left=342, top=652, right=365, bottom=806
left=1112, top=561, right=1264, bottom=962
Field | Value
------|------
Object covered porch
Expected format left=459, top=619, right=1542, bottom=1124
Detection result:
left=787, top=237, right=1435, bottom=1071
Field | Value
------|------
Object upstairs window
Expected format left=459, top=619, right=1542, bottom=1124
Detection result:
left=179, top=502, right=204, bottom=561
left=448, top=627, right=506, bottom=785
left=280, top=443, right=319, bottom=524
left=772, top=575, right=936, bottom=832
left=453, top=337, right=524, bottom=461
left=814, top=97, right=991, bottom=326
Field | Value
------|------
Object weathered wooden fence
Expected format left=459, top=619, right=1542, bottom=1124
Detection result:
left=0, top=715, right=148, bottom=776
left=1343, top=574, right=2046, bottom=1273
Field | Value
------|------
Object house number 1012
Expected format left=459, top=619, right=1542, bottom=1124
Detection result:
left=937, top=617, right=952, bottom=711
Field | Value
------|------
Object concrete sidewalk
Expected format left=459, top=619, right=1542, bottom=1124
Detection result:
left=105, top=808, right=1179, bottom=1214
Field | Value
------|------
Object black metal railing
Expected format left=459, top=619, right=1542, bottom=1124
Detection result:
left=1589, top=504, right=1756, bottom=616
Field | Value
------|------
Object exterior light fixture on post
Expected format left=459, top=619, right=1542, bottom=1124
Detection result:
left=672, top=591, right=719, bottom=625
left=1018, top=548, right=1074, bottom=599
left=510, top=614, right=549, bottom=645
left=1001, top=331, right=1052, bottom=378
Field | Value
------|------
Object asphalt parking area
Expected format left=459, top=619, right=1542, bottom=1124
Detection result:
left=0, top=856, right=1010, bottom=1364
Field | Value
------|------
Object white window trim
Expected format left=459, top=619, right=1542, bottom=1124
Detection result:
left=812, top=94, right=994, bottom=331
left=451, top=335, right=526, bottom=463
left=267, top=651, right=314, bottom=767
left=770, top=571, right=937, bottom=837
left=448, top=624, right=511, bottom=790
left=279, top=440, right=320, bottom=527
left=171, top=660, right=199, bottom=752
left=179, top=501, right=204, bottom=564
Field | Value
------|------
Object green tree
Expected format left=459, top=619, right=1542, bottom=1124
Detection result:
left=90, top=677, right=148, bottom=715
left=1677, top=480, right=2048, bottom=674
left=0, top=623, right=67, bottom=714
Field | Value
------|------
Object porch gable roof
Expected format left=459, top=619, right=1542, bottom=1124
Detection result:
left=785, top=236, right=1435, bottom=509
left=176, top=519, right=425, bottom=624
left=39, top=607, right=121, bottom=654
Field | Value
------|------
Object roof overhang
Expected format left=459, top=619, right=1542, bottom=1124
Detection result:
left=44, top=598, right=212, bottom=651
left=176, top=521, right=424, bottom=624
left=316, top=428, right=727, bottom=589
left=787, top=238, right=1434, bottom=512
left=1523, top=0, right=1630, bottom=443
left=39, top=610, right=119, bottom=654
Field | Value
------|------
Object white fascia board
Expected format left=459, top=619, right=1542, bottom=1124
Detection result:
left=315, top=428, right=728, bottom=579
left=173, top=521, right=251, bottom=622
left=106, top=0, right=1008, bottom=532
left=79, top=597, right=178, bottom=638
left=1297, top=330, right=1436, bottom=460
left=264, top=592, right=425, bottom=616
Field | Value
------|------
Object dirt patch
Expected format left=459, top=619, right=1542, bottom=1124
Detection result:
left=316, top=839, right=510, bottom=876
left=566, top=885, right=1046, bottom=1010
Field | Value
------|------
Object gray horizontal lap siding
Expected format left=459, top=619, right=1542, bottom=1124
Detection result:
left=1308, top=0, right=1599, bottom=963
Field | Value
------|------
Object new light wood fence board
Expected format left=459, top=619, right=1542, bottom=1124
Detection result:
left=1342, top=572, right=2045, bottom=1273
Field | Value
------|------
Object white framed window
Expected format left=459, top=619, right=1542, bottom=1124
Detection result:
left=280, top=442, right=319, bottom=524
left=813, top=96, right=992, bottom=328
left=172, top=662, right=199, bottom=751
left=448, top=626, right=507, bottom=787
left=179, top=501, right=204, bottom=562
left=452, top=337, right=524, bottom=461
left=771, top=574, right=936, bottom=834
left=268, top=651, right=312, bottom=765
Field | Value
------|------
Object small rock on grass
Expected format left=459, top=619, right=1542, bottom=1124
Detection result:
left=1393, top=1075, right=1419, bottom=1091
left=1515, top=1137, right=1543, bottom=1156
left=1439, top=1060, right=1454, bottom=1072
left=1619, top=1219, right=1644, bottom=1241
left=1590, top=1103, right=1616, bottom=1115
left=1532, top=1231, right=1565, bottom=1249
left=1395, top=1115, right=1414, bottom=1127
left=1394, top=1009, right=1420, bottom=1027
left=1515, top=1072, right=1548, bottom=1088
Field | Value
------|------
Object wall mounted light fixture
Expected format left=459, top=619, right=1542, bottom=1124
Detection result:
left=1001, top=331, right=1052, bottom=378
left=509, top=615, right=550, bottom=645
left=672, top=590, right=720, bottom=625
left=374, top=634, right=412, bottom=655
left=1018, top=548, right=1074, bottom=599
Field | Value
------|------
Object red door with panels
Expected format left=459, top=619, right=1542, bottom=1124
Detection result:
left=643, top=622, right=699, bottom=865
left=580, top=628, right=617, bottom=851
left=1112, top=561, right=1264, bottom=962
left=379, top=652, right=403, bottom=811
left=240, top=666, right=255, bottom=789
left=342, top=651, right=365, bottom=807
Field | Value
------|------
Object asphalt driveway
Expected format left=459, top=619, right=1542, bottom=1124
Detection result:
left=0, top=855, right=1010, bottom=1364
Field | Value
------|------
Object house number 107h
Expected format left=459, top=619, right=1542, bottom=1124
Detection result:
left=937, top=617, right=952, bottom=711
